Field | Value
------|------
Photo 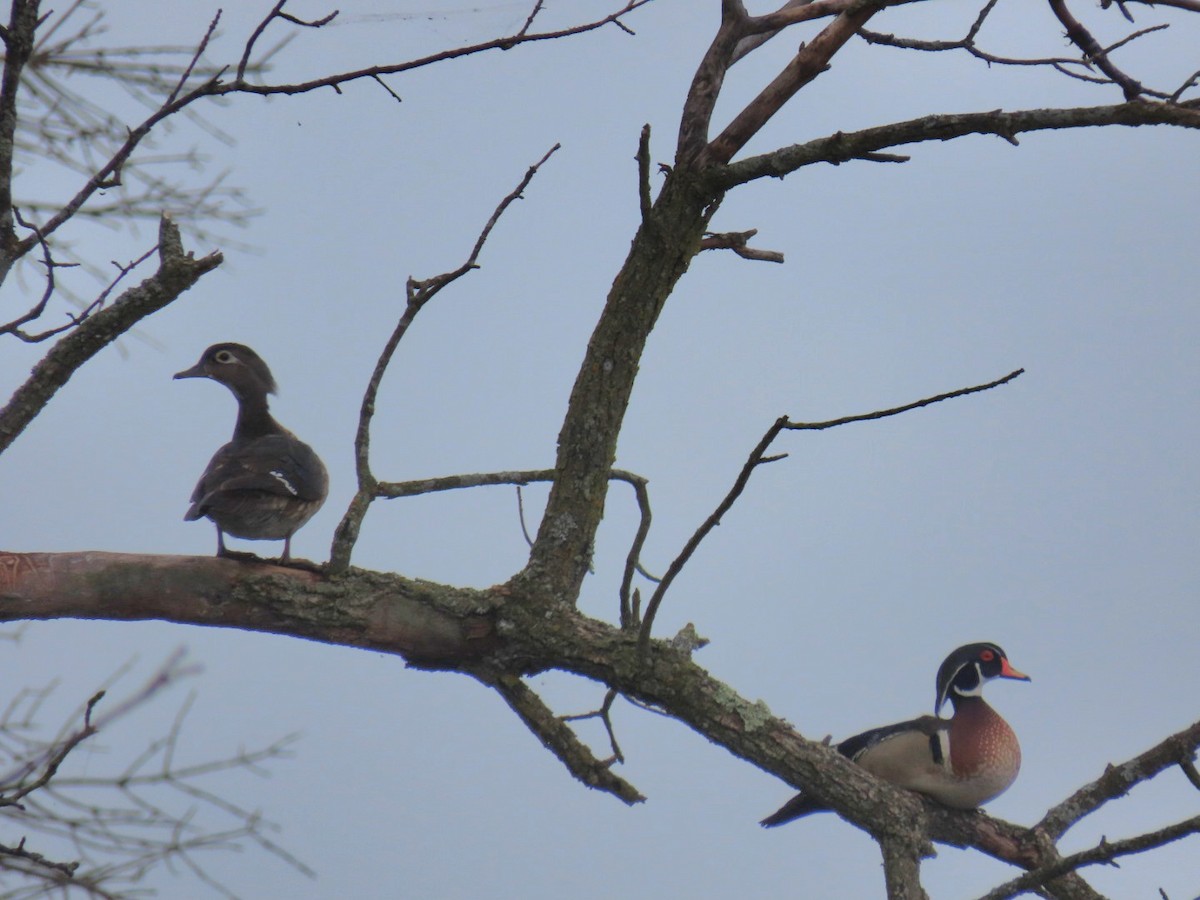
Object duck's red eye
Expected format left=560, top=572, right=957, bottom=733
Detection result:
left=980, top=649, right=995, bottom=662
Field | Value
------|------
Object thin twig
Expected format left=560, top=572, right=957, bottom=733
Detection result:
left=783, top=368, right=1024, bottom=432
left=515, top=0, right=547, bottom=41
left=560, top=688, right=626, bottom=765
left=637, top=369, right=1024, bottom=651
left=516, top=486, right=535, bottom=548
left=637, top=418, right=787, bottom=654
left=617, top=473, right=654, bottom=629
left=164, top=12, right=220, bottom=105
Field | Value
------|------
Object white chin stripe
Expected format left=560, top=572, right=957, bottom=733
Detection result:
left=270, top=470, right=299, bottom=496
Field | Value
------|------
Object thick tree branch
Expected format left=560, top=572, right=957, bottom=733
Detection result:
left=880, top=835, right=930, bottom=900
left=5, top=547, right=1195, bottom=900
left=676, top=1, right=750, bottom=164
left=713, top=101, right=1200, bottom=188
left=517, top=171, right=718, bottom=604
left=0, top=551, right=497, bottom=666
left=0, top=215, right=221, bottom=454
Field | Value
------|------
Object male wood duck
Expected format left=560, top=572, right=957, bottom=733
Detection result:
left=760, top=642, right=1029, bottom=827
left=175, top=343, right=328, bottom=563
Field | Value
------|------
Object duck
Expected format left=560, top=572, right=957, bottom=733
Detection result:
left=175, top=342, right=328, bottom=563
left=761, top=642, right=1029, bottom=827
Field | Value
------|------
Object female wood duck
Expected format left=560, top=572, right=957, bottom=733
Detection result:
left=761, top=642, right=1030, bottom=827
left=175, top=343, right=328, bottom=563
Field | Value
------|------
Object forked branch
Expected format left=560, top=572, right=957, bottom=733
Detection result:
left=328, top=146, right=561, bottom=573
left=475, top=671, right=645, bottom=804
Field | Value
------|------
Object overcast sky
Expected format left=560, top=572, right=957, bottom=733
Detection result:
left=2, top=1, right=1199, bottom=897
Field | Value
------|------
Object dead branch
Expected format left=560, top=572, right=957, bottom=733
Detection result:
left=978, top=815, right=1200, bottom=900
left=699, top=228, right=785, bottom=262
left=328, top=146, right=561, bottom=574
left=0, top=551, right=498, bottom=664
left=714, top=103, right=1200, bottom=188
left=238, top=2, right=339, bottom=83
left=4, top=548, right=1199, bottom=899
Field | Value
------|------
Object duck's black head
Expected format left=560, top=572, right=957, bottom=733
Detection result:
left=935, top=642, right=1030, bottom=714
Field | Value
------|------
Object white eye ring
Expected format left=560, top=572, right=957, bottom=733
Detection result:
left=214, top=350, right=236, bottom=364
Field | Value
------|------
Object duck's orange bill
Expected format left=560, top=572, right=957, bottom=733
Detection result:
left=1001, top=659, right=1031, bottom=681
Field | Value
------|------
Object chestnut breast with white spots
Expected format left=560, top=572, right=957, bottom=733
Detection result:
left=946, top=697, right=1022, bottom=806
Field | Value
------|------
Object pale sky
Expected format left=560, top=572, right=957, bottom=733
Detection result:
left=2, top=2, right=1198, bottom=897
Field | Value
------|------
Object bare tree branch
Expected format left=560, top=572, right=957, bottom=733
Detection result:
left=714, top=103, right=1200, bottom=188
left=699, top=228, right=785, bottom=262
left=237, top=2, right=339, bottom=83
left=637, top=369, right=1024, bottom=649
left=364, top=465, right=656, bottom=629
left=225, top=2, right=651, bottom=97
left=881, top=833, right=930, bottom=900
left=978, top=815, right=1200, bottom=900
left=328, top=145, right=561, bottom=573
left=1037, top=718, right=1200, bottom=840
